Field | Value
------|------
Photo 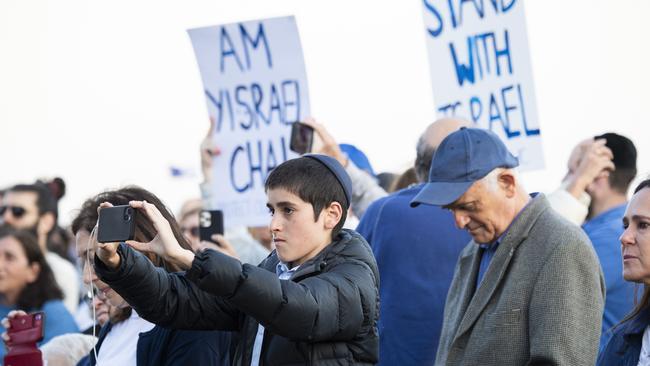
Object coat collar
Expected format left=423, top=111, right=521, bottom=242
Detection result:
left=263, top=229, right=359, bottom=281
left=453, top=193, right=550, bottom=341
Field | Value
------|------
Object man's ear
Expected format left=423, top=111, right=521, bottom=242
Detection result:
left=497, top=171, right=517, bottom=198
left=323, top=202, right=343, bottom=230
left=37, top=212, right=55, bottom=237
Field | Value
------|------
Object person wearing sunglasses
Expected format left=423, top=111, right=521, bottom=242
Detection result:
left=1, top=183, right=79, bottom=314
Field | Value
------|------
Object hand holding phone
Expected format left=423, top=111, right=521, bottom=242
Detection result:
left=4, top=312, right=44, bottom=366
left=289, top=122, right=314, bottom=155
left=199, top=210, right=224, bottom=245
left=97, top=205, right=136, bottom=243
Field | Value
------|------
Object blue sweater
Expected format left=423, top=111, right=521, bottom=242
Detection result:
left=583, top=204, right=635, bottom=350
left=356, top=184, right=470, bottom=365
left=0, top=299, right=78, bottom=364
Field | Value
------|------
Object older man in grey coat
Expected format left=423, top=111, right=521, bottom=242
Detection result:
left=411, top=127, right=605, bottom=366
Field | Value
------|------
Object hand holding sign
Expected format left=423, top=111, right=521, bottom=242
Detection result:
left=189, top=16, right=311, bottom=227
left=302, top=118, right=348, bottom=167
left=422, top=0, right=543, bottom=170
left=200, top=116, right=222, bottom=184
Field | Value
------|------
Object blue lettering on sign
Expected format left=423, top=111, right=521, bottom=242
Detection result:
left=458, top=83, right=539, bottom=139
left=205, top=89, right=234, bottom=132
left=281, top=80, right=300, bottom=124
left=240, top=23, right=273, bottom=70
left=205, top=80, right=301, bottom=132
left=469, top=96, right=482, bottom=122
left=423, top=0, right=445, bottom=38
left=450, top=0, right=518, bottom=30
left=219, top=27, right=244, bottom=73
left=425, top=0, right=518, bottom=39
left=517, top=83, right=539, bottom=136
left=235, top=85, right=254, bottom=130
left=489, top=87, right=520, bottom=138
left=219, top=22, right=273, bottom=73
left=449, top=29, right=513, bottom=86
left=438, top=101, right=463, bottom=116
left=229, top=137, right=289, bottom=193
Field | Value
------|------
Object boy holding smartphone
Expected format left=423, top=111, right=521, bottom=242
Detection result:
left=93, top=155, right=379, bottom=365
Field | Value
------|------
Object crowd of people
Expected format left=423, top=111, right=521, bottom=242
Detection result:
left=0, top=117, right=646, bottom=366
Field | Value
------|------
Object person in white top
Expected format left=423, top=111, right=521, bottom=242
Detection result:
left=70, top=187, right=231, bottom=366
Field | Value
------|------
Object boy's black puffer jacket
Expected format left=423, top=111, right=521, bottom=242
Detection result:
left=96, top=229, right=380, bottom=365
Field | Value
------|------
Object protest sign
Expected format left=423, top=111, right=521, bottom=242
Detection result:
left=422, top=0, right=544, bottom=170
left=188, top=16, right=310, bottom=227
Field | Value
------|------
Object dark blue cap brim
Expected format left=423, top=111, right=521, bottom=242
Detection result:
left=410, top=180, right=474, bottom=207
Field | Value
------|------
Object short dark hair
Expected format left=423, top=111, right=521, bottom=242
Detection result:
left=595, top=133, right=637, bottom=194
left=0, top=226, right=63, bottom=309
left=265, top=157, right=348, bottom=237
left=71, top=186, right=192, bottom=273
left=634, top=179, right=650, bottom=195
left=8, top=183, right=58, bottom=218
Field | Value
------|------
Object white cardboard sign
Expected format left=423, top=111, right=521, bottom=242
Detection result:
left=422, top=0, right=544, bottom=170
left=188, top=16, right=310, bottom=227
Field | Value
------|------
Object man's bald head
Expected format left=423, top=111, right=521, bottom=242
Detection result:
left=414, top=118, right=471, bottom=182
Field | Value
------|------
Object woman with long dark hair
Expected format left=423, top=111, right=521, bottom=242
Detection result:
left=0, top=226, right=78, bottom=360
left=598, top=179, right=650, bottom=365
left=71, top=186, right=231, bottom=366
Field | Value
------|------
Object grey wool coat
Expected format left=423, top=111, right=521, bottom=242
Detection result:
left=435, top=194, right=606, bottom=366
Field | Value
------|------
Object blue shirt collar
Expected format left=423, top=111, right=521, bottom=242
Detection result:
left=276, top=261, right=300, bottom=278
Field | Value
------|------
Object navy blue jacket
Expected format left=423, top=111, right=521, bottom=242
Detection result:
left=77, top=316, right=232, bottom=366
left=356, top=184, right=470, bottom=365
left=597, top=307, right=650, bottom=366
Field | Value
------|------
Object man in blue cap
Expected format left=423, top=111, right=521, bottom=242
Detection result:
left=411, top=127, right=605, bottom=366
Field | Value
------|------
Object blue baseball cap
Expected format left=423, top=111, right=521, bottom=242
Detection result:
left=303, top=154, right=353, bottom=207
left=410, top=127, right=519, bottom=207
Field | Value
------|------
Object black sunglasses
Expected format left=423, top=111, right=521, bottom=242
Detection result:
left=0, top=206, right=27, bottom=218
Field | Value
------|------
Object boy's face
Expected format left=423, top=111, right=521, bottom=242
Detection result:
left=266, top=188, right=333, bottom=267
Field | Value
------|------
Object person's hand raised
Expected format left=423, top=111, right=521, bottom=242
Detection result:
left=301, top=118, right=348, bottom=167
left=1, top=310, right=28, bottom=345
left=565, top=138, right=615, bottom=198
left=96, top=202, right=122, bottom=269
left=200, top=116, right=221, bottom=183
left=126, top=200, right=195, bottom=269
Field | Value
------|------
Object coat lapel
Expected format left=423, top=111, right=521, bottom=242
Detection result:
left=452, top=194, right=549, bottom=342
left=453, top=246, right=482, bottom=327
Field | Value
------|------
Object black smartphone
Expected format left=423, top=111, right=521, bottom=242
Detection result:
left=97, top=205, right=136, bottom=243
left=289, top=122, right=314, bottom=155
left=199, top=210, right=224, bottom=244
